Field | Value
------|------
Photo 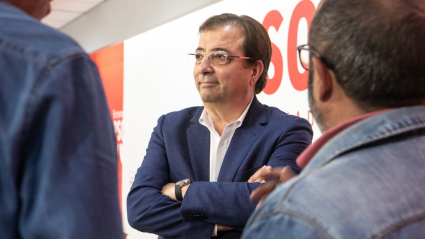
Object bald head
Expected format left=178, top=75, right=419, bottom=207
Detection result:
left=5, top=0, right=51, bottom=20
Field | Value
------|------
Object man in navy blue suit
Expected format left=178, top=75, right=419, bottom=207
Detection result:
left=127, top=13, right=313, bottom=238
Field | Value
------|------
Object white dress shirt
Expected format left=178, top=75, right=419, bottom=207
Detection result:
left=198, top=98, right=253, bottom=236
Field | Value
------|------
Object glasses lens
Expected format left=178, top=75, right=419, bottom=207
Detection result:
left=195, top=53, right=205, bottom=64
left=299, top=49, right=310, bottom=70
left=188, top=53, right=198, bottom=64
left=211, top=53, right=227, bottom=65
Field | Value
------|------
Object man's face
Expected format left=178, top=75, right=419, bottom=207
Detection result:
left=193, top=26, right=255, bottom=104
left=5, top=0, right=51, bottom=20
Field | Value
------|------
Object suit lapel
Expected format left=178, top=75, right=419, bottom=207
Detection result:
left=217, top=97, right=268, bottom=182
left=187, top=107, right=210, bottom=181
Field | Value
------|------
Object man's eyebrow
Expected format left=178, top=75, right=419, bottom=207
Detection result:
left=194, top=47, right=230, bottom=53
left=211, top=48, right=230, bottom=53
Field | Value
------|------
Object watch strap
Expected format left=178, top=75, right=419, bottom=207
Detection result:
left=175, top=183, right=183, bottom=201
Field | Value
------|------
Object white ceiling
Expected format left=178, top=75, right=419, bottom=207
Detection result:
left=42, top=0, right=106, bottom=29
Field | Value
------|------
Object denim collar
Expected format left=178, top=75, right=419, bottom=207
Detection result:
left=296, top=109, right=390, bottom=168
left=302, top=105, right=425, bottom=173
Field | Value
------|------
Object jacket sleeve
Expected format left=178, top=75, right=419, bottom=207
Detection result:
left=127, top=115, right=215, bottom=238
left=18, top=55, right=123, bottom=239
left=241, top=211, right=326, bottom=239
left=242, top=180, right=326, bottom=239
left=180, top=117, right=313, bottom=231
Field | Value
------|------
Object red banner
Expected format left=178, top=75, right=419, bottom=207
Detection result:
left=90, top=43, right=124, bottom=213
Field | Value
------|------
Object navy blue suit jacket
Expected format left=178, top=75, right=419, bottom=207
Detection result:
left=127, top=97, right=313, bottom=238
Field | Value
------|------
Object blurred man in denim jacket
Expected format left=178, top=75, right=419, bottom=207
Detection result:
left=242, top=0, right=425, bottom=238
left=0, top=0, right=123, bottom=238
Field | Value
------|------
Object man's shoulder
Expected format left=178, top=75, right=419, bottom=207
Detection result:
left=0, top=2, right=86, bottom=65
left=160, top=106, right=203, bottom=124
left=266, top=106, right=296, bottom=120
left=164, top=106, right=203, bottom=117
left=263, top=105, right=312, bottom=129
left=265, top=132, right=425, bottom=238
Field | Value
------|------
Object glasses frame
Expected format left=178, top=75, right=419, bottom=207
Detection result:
left=188, top=51, right=255, bottom=65
left=296, top=44, right=334, bottom=71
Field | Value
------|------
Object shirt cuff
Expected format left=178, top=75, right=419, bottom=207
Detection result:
left=212, top=224, right=218, bottom=237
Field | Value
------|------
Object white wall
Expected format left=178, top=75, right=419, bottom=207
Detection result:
left=60, top=0, right=222, bottom=53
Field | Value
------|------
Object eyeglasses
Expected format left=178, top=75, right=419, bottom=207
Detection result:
left=296, top=44, right=334, bottom=71
left=188, top=51, right=255, bottom=65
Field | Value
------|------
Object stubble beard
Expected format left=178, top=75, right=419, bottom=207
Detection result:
left=197, top=76, right=221, bottom=103
left=199, top=84, right=222, bottom=103
left=201, top=93, right=219, bottom=103
left=308, top=71, right=326, bottom=133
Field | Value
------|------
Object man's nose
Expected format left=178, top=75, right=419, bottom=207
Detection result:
left=200, top=55, right=214, bottom=74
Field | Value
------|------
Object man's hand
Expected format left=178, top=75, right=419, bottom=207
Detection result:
left=161, top=183, right=190, bottom=201
left=161, top=183, right=176, bottom=200
left=250, top=166, right=297, bottom=208
left=212, top=225, right=233, bottom=236
left=217, top=225, right=233, bottom=231
left=248, top=165, right=273, bottom=183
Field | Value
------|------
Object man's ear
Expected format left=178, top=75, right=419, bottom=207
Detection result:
left=312, top=56, right=332, bottom=102
left=250, top=60, right=264, bottom=86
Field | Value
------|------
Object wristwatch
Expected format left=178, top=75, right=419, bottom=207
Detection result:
left=175, top=179, right=192, bottom=201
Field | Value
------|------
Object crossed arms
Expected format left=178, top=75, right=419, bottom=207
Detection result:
left=127, top=112, right=312, bottom=238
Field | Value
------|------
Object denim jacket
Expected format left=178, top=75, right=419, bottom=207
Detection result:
left=242, top=106, right=425, bottom=239
left=0, top=1, right=123, bottom=238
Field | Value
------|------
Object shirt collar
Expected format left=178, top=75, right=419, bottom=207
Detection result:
left=199, top=97, right=254, bottom=129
